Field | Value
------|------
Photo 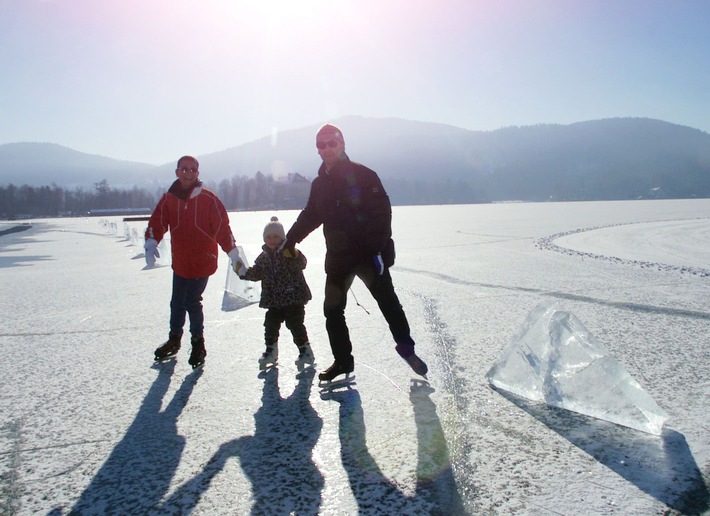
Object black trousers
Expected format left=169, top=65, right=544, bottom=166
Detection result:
left=264, top=304, right=309, bottom=348
left=323, top=264, right=413, bottom=364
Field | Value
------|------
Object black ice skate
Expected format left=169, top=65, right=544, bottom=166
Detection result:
left=396, top=344, right=428, bottom=377
left=318, top=359, right=354, bottom=384
left=188, top=335, right=206, bottom=369
left=403, top=353, right=428, bottom=376
left=155, top=332, right=181, bottom=361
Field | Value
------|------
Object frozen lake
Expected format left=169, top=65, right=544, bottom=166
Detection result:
left=0, top=199, right=708, bottom=514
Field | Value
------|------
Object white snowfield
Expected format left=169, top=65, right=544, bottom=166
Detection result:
left=0, top=199, right=708, bottom=515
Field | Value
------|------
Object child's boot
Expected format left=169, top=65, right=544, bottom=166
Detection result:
left=295, top=342, right=315, bottom=367
left=258, top=343, right=278, bottom=370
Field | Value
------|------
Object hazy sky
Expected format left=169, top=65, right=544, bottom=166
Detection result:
left=1, top=0, right=708, bottom=165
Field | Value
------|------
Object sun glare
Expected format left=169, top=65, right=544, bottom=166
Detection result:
left=219, top=0, right=340, bottom=25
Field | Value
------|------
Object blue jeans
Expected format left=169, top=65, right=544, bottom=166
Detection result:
left=169, top=273, right=209, bottom=336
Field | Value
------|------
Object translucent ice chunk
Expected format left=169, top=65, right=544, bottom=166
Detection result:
left=486, top=301, right=668, bottom=435
left=221, top=246, right=260, bottom=311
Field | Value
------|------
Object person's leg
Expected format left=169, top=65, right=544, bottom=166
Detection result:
left=323, top=273, right=356, bottom=366
left=169, top=273, right=190, bottom=335
left=264, top=307, right=283, bottom=347
left=156, top=276, right=185, bottom=359
left=358, top=265, right=428, bottom=375
left=358, top=266, right=413, bottom=347
left=260, top=307, right=283, bottom=367
left=285, top=304, right=314, bottom=365
left=185, top=277, right=209, bottom=337
left=284, top=304, right=308, bottom=346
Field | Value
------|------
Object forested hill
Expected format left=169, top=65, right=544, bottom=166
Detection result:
left=2, top=117, right=709, bottom=204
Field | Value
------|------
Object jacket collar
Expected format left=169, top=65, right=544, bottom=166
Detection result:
left=168, top=178, right=203, bottom=202
left=318, top=153, right=350, bottom=177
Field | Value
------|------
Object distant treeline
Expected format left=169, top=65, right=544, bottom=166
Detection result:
left=0, top=172, right=312, bottom=219
left=0, top=181, right=156, bottom=218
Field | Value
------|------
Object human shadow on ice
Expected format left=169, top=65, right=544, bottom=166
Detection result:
left=161, top=366, right=324, bottom=514
left=496, top=388, right=709, bottom=514
left=0, top=224, right=32, bottom=237
left=69, top=360, right=202, bottom=514
left=0, top=253, right=53, bottom=268
left=322, top=381, right=465, bottom=515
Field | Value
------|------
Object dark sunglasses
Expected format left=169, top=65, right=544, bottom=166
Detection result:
left=316, top=140, right=340, bottom=150
left=178, top=167, right=198, bottom=174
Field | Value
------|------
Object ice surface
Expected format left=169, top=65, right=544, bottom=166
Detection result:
left=486, top=301, right=669, bottom=435
left=222, top=245, right=260, bottom=311
left=2, top=202, right=708, bottom=514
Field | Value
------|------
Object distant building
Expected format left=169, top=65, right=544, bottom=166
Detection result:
left=274, top=173, right=311, bottom=209
left=88, top=207, right=152, bottom=217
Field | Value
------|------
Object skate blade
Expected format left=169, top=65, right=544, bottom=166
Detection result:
left=258, top=366, right=280, bottom=379
left=318, top=373, right=356, bottom=390
left=258, top=360, right=277, bottom=371
left=154, top=354, right=177, bottom=363
left=296, top=360, right=316, bottom=373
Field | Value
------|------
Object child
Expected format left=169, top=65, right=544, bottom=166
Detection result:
left=236, top=216, right=314, bottom=369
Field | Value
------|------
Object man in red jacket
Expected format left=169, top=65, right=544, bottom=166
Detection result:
left=145, top=155, right=240, bottom=369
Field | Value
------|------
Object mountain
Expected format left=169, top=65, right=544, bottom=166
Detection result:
left=3, top=117, right=710, bottom=202
left=0, top=142, right=161, bottom=189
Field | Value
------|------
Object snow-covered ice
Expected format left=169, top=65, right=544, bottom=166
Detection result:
left=1, top=199, right=709, bottom=514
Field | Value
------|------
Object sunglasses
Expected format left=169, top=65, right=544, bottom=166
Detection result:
left=316, top=140, right=340, bottom=150
left=178, top=167, right=198, bottom=174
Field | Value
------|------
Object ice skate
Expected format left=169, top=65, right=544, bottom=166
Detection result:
left=295, top=342, right=315, bottom=368
left=154, top=332, right=181, bottom=361
left=188, top=335, right=206, bottom=369
left=403, top=353, right=428, bottom=376
left=258, top=345, right=278, bottom=370
left=318, top=360, right=355, bottom=388
left=396, top=343, right=428, bottom=377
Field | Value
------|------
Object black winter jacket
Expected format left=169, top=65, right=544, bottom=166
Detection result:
left=286, top=155, right=395, bottom=274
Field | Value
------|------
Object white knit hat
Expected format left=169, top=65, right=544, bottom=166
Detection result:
left=263, top=216, right=286, bottom=241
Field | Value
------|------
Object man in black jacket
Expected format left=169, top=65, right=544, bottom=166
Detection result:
left=282, top=124, right=428, bottom=382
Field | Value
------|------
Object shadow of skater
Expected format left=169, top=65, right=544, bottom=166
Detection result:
left=70, top=361, right=202, bottom=514
left=410, top=380, right=467, bottom=514
left=162, top=367, right=324, bottom=514
left=495, top=388, right=710, bottom=514
left=323, top=381, right=464, bottom=515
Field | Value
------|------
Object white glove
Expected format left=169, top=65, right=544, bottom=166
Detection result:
left=228, top=248, right=247, bottom=277
left=145, top=238, right=160, bottom=267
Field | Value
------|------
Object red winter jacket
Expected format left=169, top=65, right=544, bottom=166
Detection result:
left=145, top=180, right=236, bottom=279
